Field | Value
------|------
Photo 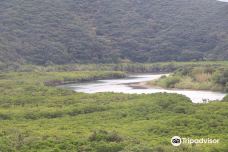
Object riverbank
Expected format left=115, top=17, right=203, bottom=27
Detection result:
left=128, top=81, right=152, bottom=89
left=43, top=71, right=126, bottom=86
left=2, top=61, right=228, bottom=73
left=128, top=80, right=227, bottom=102
left=64, top=74, right=226, bottom=103
left=146, top=65, right=228, bottom=93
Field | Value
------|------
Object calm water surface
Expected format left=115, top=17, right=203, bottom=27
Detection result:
left=61, top=74, right=226, bottom=103
left=217, top=0, right=228, bottom=2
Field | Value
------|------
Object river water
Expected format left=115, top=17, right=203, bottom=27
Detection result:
left=217, top=0, right=228, bottom=2
left=60, top=74, right=226, bottom=103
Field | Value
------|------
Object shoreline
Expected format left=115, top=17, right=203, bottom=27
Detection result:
left=128, top=81, right=227, bottom=94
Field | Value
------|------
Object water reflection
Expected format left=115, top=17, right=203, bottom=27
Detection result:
left=61, top=74, right=226, bottom=103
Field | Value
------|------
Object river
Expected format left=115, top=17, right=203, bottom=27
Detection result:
left=60, top=74, right=226, bottom=103
left=217, top=0, right=228, bottom=2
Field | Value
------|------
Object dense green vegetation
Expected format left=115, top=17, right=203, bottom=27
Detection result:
left=1, top=0, right=228, bottom=66
left=222, top=95, right=228, bottom=102
left=1, top=1, right=227, bottom=152
left=149, top=64, right=228, bottom=93
left=0, top=70, right=228, bottom=151
left=2, top=61, right=228, bottom=73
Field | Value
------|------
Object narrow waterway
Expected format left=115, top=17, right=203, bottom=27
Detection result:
left=60, top=74, right=226, bottom=103
left=217, top=0, right=228, bottom=2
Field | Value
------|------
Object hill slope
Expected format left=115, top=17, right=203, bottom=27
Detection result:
left=0, top=0, right=228, bottom=65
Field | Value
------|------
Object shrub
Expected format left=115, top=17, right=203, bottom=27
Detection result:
left=222, top=95, right=228, bottom=102
left=172, top=106, right=188, bottom=114
left=94, top=142, right=124, bottom=152
left=68, top=106, right=107, bottom=116
left=40, top=111, right=64, bottom=119
left=213, top=70, right=228, bottom=88
left=0, top=113, right=11, bottom=120
left=24, top=112, right=39, bottom=120
left=164, top=76, right=180, bottom=88
left=88, top=130, right=123, bottom=143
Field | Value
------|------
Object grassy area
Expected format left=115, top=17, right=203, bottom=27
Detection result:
left=0, top=70, right=228, bottom=151
left=149, top=63, right=228, bottom=93
left=2, top=61, right=228, bottom=73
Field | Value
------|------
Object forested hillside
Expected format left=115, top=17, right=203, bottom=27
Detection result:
left=0, top=0, right=228, bottom=65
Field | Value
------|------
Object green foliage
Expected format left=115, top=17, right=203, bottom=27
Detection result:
left=2, top=61, right=228, bottom=73
left=158, top=76, right=181, bottom=88
left=0, top=69, right=228, bottom=151
left=0, top=0, right=228, bottom=65
left=213, top=70, right=228, bottom=92
left=0, top=113, right=11, bottom=120
left=88, top=130, right=123, bottom=143
left=93, top=142, right=124, bottom=152
left=152, top=64, right=228, bottom=92
left=222, top=95, right=228, bottom=102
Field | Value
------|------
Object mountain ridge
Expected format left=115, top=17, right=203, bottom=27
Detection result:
left=0, top=0, right=228, bottom=65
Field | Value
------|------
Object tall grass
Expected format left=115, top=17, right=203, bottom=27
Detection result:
left=150, top=65, right=228, bottom=92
